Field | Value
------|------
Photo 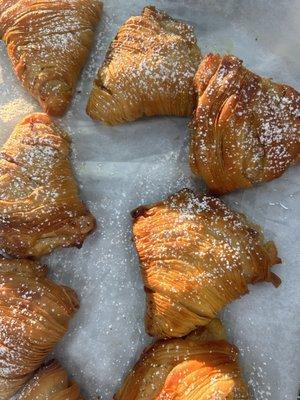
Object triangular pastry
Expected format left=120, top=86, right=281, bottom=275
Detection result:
left=114, top=319, right=250, bottom=400
left=132, top=189, right=281, bottom=338
left=0, top=113, right=96, bottom=258
left=190, top=53, right=300, bottom=194
left=19, top=360, right=84, bottom=400
left=0, top=258, right=79, bottom=399
left=87, top=6, right=201, bottom=125
left=0, top=0, right=102, bottom=116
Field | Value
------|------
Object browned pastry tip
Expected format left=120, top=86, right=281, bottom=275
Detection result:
left=132, top=189, right=281, bottom=338
left=190, top=53, right=300, bottom=194
left=0, top=258, right=79, bottom=399
left=0, top=113, right=96, bottom=258
left=114, top=319, right=251, bottom=400
left=0, top=0, right=103, bottom=116
left=18, top=360, right=84, bottom=400
left=87, top=5, right=201, bottom=125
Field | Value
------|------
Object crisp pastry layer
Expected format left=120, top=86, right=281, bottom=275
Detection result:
left=18, top=360, right=84, bottom=400
left=0, top=0, right=102, bottom=116
left=114, top=319, right=250, bottom=400
left=0, top=113, right=96, bottom=258
left=87, top=5, right=201, bottom=125
left=190, top=53, right=300, bottom=195
left=0, top=259, right=79, bottom=400
left=132, top=189, right=281, bottom=338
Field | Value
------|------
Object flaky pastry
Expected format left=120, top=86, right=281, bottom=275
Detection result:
left=0, top=113, right=96, bottom=258
left=190, top=53, right=300, bottom=194
left=0, top=259, right=79, bottom=399
left=87, top=5, right=201, bottom=125
left=18, top=360, right=84, bottom=400
left=0, top=0, right=102, bottom=116
left=132, top=189, right=281, bottom=338
left=114, top=319, right=250, bottom=400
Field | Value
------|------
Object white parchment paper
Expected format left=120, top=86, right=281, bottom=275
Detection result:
left=1, top=1, right=299, bottom=399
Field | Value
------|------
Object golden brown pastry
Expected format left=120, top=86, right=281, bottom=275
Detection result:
left=18, top=360, right=84, bottom=400
left=114, top=319, right=251, bottom=400
left=132, top=189, right=281, bottom=338
left=0, top=0, right=102, bottom=116
left=190, top=53, right=300, bottom=195
left=87, top=6, right=201, bottom=125
left=0, top=258, right=79, bottom=400
left=0, top=113, right=96, bottom=258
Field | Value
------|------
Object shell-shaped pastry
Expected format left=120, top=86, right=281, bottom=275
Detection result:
left=87, top=6, right=201, bottom=125
left=18, top=360, right=84, bottom=400
left=132, top=189, right=281, bottom=338
left=0, top=113, right=96, bottom=258
left=0, top=0, right=102, bottom=116
left=0, top=259, right=79, bottom=399
left=114, top=319, right=250, bottom=400
left=190, top=53, right=300, bottom=194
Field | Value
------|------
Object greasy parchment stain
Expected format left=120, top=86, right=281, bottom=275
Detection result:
left=0, top=99, right=35, bottom=122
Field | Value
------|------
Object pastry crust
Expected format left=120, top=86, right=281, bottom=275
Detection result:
left=0, top=0, right=102, bottom=116
left=18, top=360, right=84, bottom=400
left=132, top=189, right=281, bottom=338
left=87, top=5, right=201, bottom=125
left=0, top=113, right=96, bottom=258
left=114, top=319, right=250, bottom=400
left=0, top=259, right=79, bottom=399
left=190, top=53, right=300, bottom=194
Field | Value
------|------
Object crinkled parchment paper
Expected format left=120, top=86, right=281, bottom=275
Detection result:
left=1, top=0, right=299, bottom=399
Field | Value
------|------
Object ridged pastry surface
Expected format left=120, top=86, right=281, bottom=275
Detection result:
left=18, top=360, right=84, bottom=400
left=114, top=319, right=251, bottom=400
left=87, top=5, right=201, bottom=125
left=0, top=113, right=96, bottom=258
left=132, top=189, right=281, bottom=338
left=190, top=53, right=300, bottom=194
left=0, top=259, right=79, bottom=399
left=0, top=0, right=102, bottom=116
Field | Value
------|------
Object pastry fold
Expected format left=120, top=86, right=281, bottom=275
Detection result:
left=190, top=53, right=300, bottom=194
left=18, top=360, right=84, bottom=400
left=87, top=5, right=201, bottom=125
left=0, top=259, right=79, bottom=399
left=0, top=113, right=96, bottom=258
left=0, top=0, right=102, bottom=116
left=114, top=319, right=250, bottom=400
left=132, top=189, right=281, bottom=338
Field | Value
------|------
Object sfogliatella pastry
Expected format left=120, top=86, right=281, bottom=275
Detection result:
left=87, top=5, right=201, bottom=125
left=114, top=319, right=250, bottom=400
left=132, top=189, right=281, bottom=338
left=0, top=113, right=96, bottom=258
left=18, top=360, right=84, bottom=400
left=0, top=259, right=79, bottom=400
left=190, top=53, right=300, bottom=195
left=0, top=0, right=102, bottom=116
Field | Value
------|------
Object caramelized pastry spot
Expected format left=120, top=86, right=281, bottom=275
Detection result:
left=132, top=189, right=281, bottom=338
left=87, top=6, right=201, bottom=125
left=190, top=53, right=300, bottom=194
left=0, top=113, right=96, bottom=258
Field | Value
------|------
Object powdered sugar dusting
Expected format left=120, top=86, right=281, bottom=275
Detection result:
left=191, top=55, right=300, bottom=192
left=0, top=99, right=35, bottom=123
left=88, top=6, right=201, bottom=123
left=132, top=188, right=279, bottom=342
left=0, top=1, right=298, bottom=400
left=0, top=260, right=78, bottom=398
